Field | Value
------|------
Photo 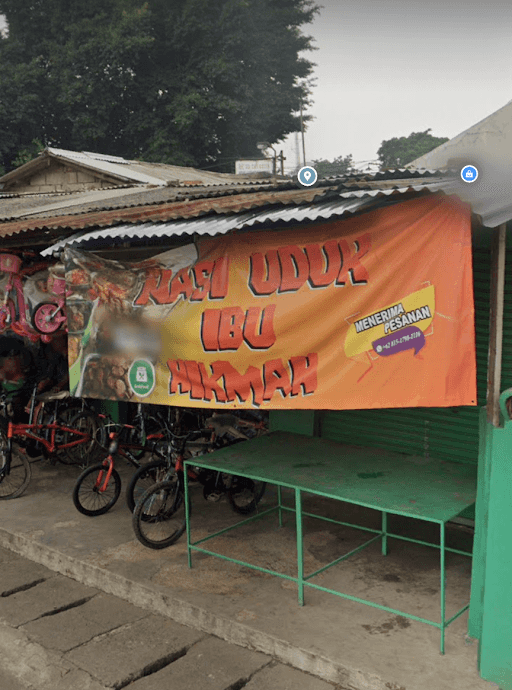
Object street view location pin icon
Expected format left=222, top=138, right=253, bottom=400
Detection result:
left=297, top=166, right=318, bottom=187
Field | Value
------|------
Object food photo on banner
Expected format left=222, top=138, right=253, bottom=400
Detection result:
left=64, top=194, right=477, bottom=410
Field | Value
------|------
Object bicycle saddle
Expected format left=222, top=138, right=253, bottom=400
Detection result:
left=36, top=390, right=70, bottom=402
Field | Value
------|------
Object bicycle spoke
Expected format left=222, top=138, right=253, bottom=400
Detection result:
left=0, top=452, right=31, bottom=499
left=72, top=463, right=121, bottom=516
left=132, top=479, right=187, bottom=549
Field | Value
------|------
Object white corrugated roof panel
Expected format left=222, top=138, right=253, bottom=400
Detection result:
left=41, top=195, right=383, bottom=255
left=42, top=184, right=459, bottom=256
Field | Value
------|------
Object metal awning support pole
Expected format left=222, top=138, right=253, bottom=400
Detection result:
left=487, top=223, right=507, bottom=426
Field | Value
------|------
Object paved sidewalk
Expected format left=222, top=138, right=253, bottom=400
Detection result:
left=0, top=459, right=499, bottom=690
left=0, top=546, right=339, bottom=690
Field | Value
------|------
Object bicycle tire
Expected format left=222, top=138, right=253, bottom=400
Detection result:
left=125, top=426, right=146, bottom=461
left=132, top=478, right=187, bottom=549
left=126, top=415, right=168, bottom=461
left=59, top=410, right=105, bottom=466
left=0, top=430, right=31, bottom=500
left=226, top=477, right=266, bottom=515
left=72, top=463, right=121, bottom=516
left=125, top=458, right=170, bottom=513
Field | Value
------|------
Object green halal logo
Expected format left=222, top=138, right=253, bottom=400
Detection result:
left=128, top=360, right=155, bottom=397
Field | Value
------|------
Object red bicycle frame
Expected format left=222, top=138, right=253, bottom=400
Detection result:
left=6, top=417, right=92, bottom=456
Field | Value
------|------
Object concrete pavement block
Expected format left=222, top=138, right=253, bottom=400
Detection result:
left=127, top=636, right=270, bottom=690
left=0, top=574, right=98, bottom=626
left=0, top=550, right=52, bottom=595
left=0, top=666, right=28, bottom=690
left=0, top=619, right=108, bottom=690
left=38, top=667, right=109, bottom=690
left=243, top=663, right=336, bottom=689
left=66, top=614, right=205, bottom=688
left=22, top=592, right=150, bottom=652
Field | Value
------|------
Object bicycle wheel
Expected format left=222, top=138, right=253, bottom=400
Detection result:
left=132, top=478, right=187, bottom=549
left=226, top=477, right=267, bottom=515
left=32, top=302, right=65, bottom=334
left=124, top=425, right=146, bottom=461
left=59, top=410, right=105, bottom=466
left=126, top=458, right=170, bottom=513
left=72, top=463, right=121, bottom=516
left=127, top=415, right=168, bottom=461
left=0, top=429, right=31, bottom=500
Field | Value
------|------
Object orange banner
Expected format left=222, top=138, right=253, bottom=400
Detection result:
left=65, top=194, right=476, bottom=409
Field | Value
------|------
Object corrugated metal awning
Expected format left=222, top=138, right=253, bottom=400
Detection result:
left=40, top=183, right=455, bottom=256
left=39, top=194, right=390, bottom=256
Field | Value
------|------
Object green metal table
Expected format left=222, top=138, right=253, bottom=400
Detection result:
left=184, top=431, right=476, bottom=654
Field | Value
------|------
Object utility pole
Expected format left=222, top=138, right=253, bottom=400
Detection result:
left=300, top=101, right=306, bottom=167
left=295, top=132, right=300, bottom=174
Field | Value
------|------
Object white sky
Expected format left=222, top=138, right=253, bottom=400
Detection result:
left=279, top=0, right=512, bottom=170
left=2, top=3, right=512, bottom=171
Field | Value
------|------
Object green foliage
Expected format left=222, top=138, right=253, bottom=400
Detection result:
left=0, top=0, right=319, bottom=173
left=311, top=154, right=355, bottom=177
left=377, top=129, right=449, bottom=168
left=12, top=138, right=44, bottom=169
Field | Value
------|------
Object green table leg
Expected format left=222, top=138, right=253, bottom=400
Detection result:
left=277, top=485, right=283, bottom=528
left=440, top=522, right=446, bottom=654
left=184, top=469, right=192, bottom=569
left=295, top=488, right=304, bottom=606
left=382, top=511, right=388, bottom=556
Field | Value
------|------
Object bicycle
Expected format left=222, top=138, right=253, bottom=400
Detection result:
left=0, top=387, right=102, bottom=498
left=71, top=405, right=177, bottom=516
left=32, top=391, right=102, bottom=465
left=131, top=414, right=268, bottom=550
left=0, top=253, right=64, bottom=343
left=0, top=393, right=32, bottom=499
left=127, top=411, right=268, bottom=513
left=4, top=384, right=103, bottom=462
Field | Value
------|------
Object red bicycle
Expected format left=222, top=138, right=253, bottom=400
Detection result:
left=0, top=387, right=103, bottom=499
left=71, top=408, right=176, bottom=517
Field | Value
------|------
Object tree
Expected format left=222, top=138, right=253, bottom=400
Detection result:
left=0, top=0, right=319, bottom=173
left=377, top=129, right=449, bottom=169
left=311, top=154, right=354, bottom=177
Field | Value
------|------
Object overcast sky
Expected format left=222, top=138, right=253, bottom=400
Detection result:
left=2, top=3, right=512, bottom=171
left=280, top=0, right=512, bottom=170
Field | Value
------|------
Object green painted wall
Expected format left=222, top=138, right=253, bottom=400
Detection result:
left=475, top=410, right=512, bottom=688
left=269, top=410, right=316, bottom=437
left=468, top=408, right=492, bottom=642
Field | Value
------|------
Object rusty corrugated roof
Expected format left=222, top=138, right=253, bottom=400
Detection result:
left=41, top=195, right=396, bottom=255
left=0, top=186, right=334, bottom=238
left=0, top=169, right=458, bottom=242
left=0, top=148, right=280, bottom=191
left=42, top=182, right=462, bottom=256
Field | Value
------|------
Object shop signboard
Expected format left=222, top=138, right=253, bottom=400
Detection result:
left=64, top=194, right=476, bottom=409
left=235, top=159, right=273, bottom=174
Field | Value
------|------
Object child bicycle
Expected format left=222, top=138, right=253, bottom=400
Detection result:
left=71, top=405, right=177, bottom=516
